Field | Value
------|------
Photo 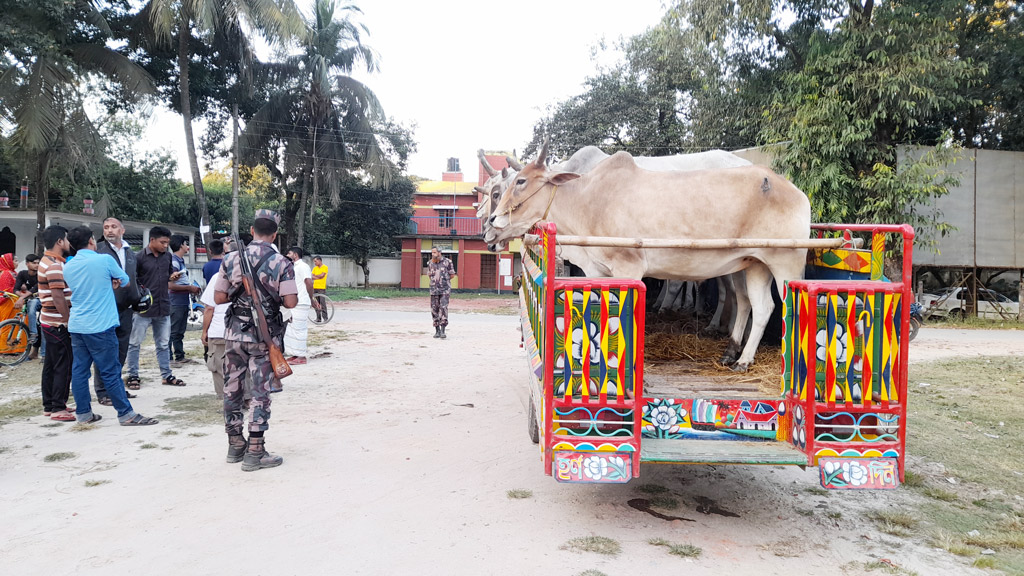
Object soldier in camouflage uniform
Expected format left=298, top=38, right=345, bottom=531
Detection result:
left=428, top=247, right=456, bottom=339
left=214, top=210, right=298, bottom=471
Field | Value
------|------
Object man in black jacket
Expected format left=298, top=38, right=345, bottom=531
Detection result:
left=93, top=217, right=140, bottom=405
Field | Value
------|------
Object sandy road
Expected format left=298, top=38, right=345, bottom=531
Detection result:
left=1, top=297, right=1017, bottom=575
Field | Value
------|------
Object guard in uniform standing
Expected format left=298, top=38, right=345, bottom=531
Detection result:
left=214, top=210, right=297, bottom=471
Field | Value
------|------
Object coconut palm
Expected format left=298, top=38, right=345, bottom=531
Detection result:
left=0, top=0, right=155, bottom=251
left=140, top=0, right=301, bottom=245
left=242, top=0, right=394, bottom=245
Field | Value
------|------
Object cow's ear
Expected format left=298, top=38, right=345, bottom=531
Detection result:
left=548, top=171, right=581, bottom=186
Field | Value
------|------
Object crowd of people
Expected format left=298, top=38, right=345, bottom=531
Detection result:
left=2, top=210, right=324, bottom=472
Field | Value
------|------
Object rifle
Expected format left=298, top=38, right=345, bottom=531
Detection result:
left=232, top=234, right=292, bottom=388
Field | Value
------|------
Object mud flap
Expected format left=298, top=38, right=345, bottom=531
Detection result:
left=819, top=457, right=900, bottom=489
left=553, top=451, right=633, bottom=484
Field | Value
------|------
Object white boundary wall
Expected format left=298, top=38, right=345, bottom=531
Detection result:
left=189, top=255, right=401, bottom=287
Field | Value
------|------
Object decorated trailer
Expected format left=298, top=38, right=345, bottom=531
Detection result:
left=519, top=222, right=913, bottom=489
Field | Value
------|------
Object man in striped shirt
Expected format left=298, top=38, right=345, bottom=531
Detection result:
left=38, top=225, right=75, bottom=421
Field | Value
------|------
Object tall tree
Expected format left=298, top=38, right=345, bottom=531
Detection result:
left=0, top=0, right=154, bottom=251
left=137, top=0, right=300, bottom=246
left=241, top=0, right=394, bottom=246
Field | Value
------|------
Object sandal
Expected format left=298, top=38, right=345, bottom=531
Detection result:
left=50, top=411, right=76, bottom=422
left=121, top=414, right=158, bottom=426
left=98, top=397, right=113, bottom=407
left=162, top=376, right=186, bottom=387
left=126, top=375, right=141, bottom=390
left=81, top=414, right=103, bottom=424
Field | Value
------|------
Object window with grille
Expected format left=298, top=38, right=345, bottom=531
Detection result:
left=437, top=209, right=453, bottom=228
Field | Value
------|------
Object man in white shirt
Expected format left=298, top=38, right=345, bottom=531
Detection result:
left=283, top=246, right=314, bottom=364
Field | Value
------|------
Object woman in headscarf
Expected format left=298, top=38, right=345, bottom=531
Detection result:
left=0, top=253, right=18, bottom=320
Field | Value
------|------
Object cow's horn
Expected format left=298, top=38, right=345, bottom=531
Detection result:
left=478, top=149, right=497, bottom=177
left=507, top=156, right=523, bottom=171
left=536, top=138, right=549, bottom=167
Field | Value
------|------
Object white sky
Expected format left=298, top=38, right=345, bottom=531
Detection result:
left=141, top=0, right=667, bottom=182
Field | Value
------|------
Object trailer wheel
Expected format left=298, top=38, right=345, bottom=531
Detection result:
left=528, top=397, right=540, bottom=444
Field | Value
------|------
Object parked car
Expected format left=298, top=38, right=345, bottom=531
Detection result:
left=921, top=286, right=1020, bottom=320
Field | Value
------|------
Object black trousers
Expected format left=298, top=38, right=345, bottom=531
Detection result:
left=94, top=307, right=134, bottom=400
left=41, top=324, right=72, bottom=412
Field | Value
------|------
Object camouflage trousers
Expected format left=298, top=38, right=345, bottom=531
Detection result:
left=223, top=340, right=280, bottom=435
left=430, top=293, right=450, bottom=327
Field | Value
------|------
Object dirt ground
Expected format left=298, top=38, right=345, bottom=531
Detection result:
left=1, top=297, right=1020, bottom=575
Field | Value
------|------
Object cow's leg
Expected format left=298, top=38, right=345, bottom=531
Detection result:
left=681, top=281, right=696, bottom=313
left=721, top=272, right=750, bottom=366
left=706, top=277, right=726, bottom=333
left=732, top=264, right=775, bottom=372
left=659, top=280, right=685, bottom=313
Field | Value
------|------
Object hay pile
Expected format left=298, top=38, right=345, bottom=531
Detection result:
left=644, top=331, right=781, bottom=395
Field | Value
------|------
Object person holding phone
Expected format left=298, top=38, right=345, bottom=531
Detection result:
left=125, top=226, right=187, bottom=389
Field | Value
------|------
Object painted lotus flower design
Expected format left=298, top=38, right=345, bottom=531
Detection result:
left=642, top=399, right=685, bottom=438
left=571, top=322, right=601, bottom=365
left=583, top=456, right=609, bottom=479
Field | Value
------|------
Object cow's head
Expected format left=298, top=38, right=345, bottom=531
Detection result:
left=486, top=139, right=580, bottom=244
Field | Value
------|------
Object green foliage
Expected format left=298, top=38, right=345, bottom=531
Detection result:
left=768, top=2, right=980, bottom=247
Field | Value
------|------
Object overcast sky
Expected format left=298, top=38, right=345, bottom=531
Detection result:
left=141, top=0, right=667, bottom=183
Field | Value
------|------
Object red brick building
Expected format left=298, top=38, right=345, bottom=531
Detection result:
left=397, top=155, right=521, bottom=291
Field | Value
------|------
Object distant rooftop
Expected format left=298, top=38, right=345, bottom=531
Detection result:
left=415, top=180, right=478, bottom=195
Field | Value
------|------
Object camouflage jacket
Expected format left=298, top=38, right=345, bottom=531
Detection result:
left=428, top=256, right=455, bottom=295
left=214, top=241, right=297, bottom=344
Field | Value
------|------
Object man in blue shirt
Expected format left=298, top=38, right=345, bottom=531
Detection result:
left=202, top=238, right=226, bottom=284
left=64, top=226, right=157, bottom=426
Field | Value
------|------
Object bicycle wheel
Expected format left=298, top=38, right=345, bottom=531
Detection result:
left=308, top=294, right=335, bottom=325
left=0, top=319, right=31, bottom=367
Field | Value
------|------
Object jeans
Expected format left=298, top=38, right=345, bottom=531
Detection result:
left=71, top=328, right=136, bottom=423
left=94, top=307, right=134, bottom=400
left=169, top=305, right=189, bottom=360
left=126, top=313, right=172, bottom=379
left=40, top=324, right=72, bottom=412
left=26, top=297, right=41, bottom=344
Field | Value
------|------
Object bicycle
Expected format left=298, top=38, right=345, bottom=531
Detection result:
left=0, top=292, right=33, bottom=366
left=308, top=293, right=335, bottom=326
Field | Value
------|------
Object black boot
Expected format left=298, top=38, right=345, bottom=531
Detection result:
left=440, top=326, right=447, bottom=339
left=227, top=434, right=247, bottom=463
left=241, top=436, right=283, bottom=472
left=433, top=326, right=441, bottom=338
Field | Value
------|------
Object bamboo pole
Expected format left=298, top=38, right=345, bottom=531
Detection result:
left=523, top=234, right=858, bottom=250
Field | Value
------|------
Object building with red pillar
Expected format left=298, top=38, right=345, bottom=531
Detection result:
left=397, top=155, right=521, bottom=291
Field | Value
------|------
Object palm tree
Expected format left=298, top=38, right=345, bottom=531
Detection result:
left=141, top=0, right=301, bottom=245
left=242, top=0, right=394, bottom=245
left=0, top=0, right=155, bottom=252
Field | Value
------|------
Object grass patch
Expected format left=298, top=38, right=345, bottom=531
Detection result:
left=0, top=396, right=42, bottom=423
left=826, top=510, right=843, bottom=520
left=161, top=394, right=222, bottom=426
left=84, top=480, right=110, bottom=487
left=506, top=489, right=533, bottom=499
left=648, top=495, right=680, bottom=510
left=904, top=356, right=1024, bottom=573
left=868, top=510, right=917, bottom=537
left=922, top=487, right=958, bottom=502
left=140, top=443, right=158, bottom=449
left=560, top=536, right=621, bottom=556
left=188, top=432, right=208, bottom=437
left=861, top=560, right=919, bottom=575
left=307, top=330, right=351, bottom=347
left=634, top=483, right=669, bottom=494
left=160, top=446, right=174, bottom=451
left=649, top=538, right=702, bottom=558
left=161, top=430, right=179, bottom=436
left=69, top=422, right=99, bottom=432
left=805, top=487, right=829, bottom=496
left=901, top=470, right=925, bottom=488
left=575, top=571, right=609, bottom=576
left=973, top=557, right=997, bottom=569
left=40, top=422, right=63, bottom=428
left=43, top=451, right=76, bottom=462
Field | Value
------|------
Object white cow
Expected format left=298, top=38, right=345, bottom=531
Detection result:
left=487, top=141, right=810, bottom=371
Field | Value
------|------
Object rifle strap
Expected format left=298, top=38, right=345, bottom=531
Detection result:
left=245, top=248, right=281, bottom=306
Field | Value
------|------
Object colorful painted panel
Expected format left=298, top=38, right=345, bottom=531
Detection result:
left=554, top=451, right=633, bottom=483
left=814, top=412, right=900, bottom=443
left=552, top=287, right=640, bottom=401
left=553, top=406, right=634, bottom=438
left=641, top=398, right=784, bottom=441
left=819, top=457, right=900, bottom=489
left=811, top=248, right=872, bottom=274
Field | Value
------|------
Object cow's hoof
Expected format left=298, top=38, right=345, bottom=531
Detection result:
left=730, top=362, right=751, bottom=373
left=719, top=355, right=737, bottom=367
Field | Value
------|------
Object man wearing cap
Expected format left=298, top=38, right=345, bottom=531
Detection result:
left=214, top=209, right=297, bottom=472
